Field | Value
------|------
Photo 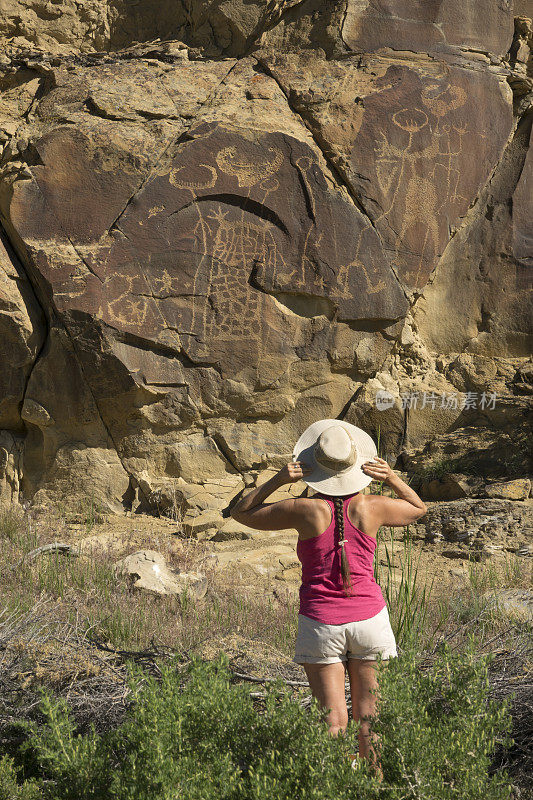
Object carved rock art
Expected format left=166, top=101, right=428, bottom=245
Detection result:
left=258, top=53, right=514, bottom=289
left=9, top=121, right=407, bottom=379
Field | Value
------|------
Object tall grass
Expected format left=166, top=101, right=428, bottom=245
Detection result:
left=372, top=425, right=435, bottom=652
left=374, top=526, right=435, bottom=652
left=467, top=552, right=525, bottom=594
left=0, top=465, right=528, bottom=665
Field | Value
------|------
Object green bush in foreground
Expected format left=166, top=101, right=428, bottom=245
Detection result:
left=0, top=754, right=40, bottom=800
left=8, top=637, right=514, bottom=800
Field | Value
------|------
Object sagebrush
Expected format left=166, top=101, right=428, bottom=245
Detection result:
left=4, top=636, right=514, bottom=800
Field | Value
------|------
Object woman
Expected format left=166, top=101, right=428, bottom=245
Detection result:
left=230, top=419, right=427, bottom=777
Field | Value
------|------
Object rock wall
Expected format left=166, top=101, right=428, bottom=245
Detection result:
left=0, top=1, right=531, bottom=515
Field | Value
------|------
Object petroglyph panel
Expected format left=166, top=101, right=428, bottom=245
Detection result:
left=260, top=52, right=513, bottom=289
left=7, top=116, right=407, bottom=377
left=352, top=64, right=513, bottom=288
left=95, top=120, right=406, bottom=370
left=341, top=0, right=514, bottom=57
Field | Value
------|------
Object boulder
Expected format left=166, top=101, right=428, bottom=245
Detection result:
left=113, top=550, right=207, bottom=598
left=484, top=478, right=531, bottom=500
left=444, top=353, right=500, bottom=394
left=208, top=542, right=298, bottom=578
left=274, top=566, right=301, bottom=582
left=420, top=474, right=471, bottom=502
left=512, top=360, right=533, bottom=395
left=209, top=519, right=252, bottom=542
left=182, top=511, right=223, bottom=538
left=481, top=589, right=533, bottom=621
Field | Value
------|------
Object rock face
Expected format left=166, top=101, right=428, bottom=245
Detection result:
left=0, top=2, right=531, bottom=514
left=420, top=498, right=533, bottom=558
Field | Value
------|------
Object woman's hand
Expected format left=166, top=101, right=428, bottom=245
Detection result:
left=361, top=456, right=393, bottom=483
left=275, top=461, right=312, bottom=485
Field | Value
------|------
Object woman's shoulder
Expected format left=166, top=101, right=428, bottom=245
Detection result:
left=292, top=495, right=333, bottom=525
left=293, top=495, right=332, bottom=512
left=348, top=491, right=387, bottom=515
left=346, top=492, right=381, bottom=537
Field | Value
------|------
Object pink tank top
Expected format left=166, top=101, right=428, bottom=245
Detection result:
left=296, top=493, right=386, bottom=624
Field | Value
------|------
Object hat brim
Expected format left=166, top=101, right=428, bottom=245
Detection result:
left=292, top=419, right=377, bottom=496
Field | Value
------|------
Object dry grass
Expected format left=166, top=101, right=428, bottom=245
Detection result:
left=1, top=502, right=530, bottom=665
left=0, top=504, right=299, bottom=657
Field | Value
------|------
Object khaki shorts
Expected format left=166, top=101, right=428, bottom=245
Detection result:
left=293, top=605, right=398, bottom=664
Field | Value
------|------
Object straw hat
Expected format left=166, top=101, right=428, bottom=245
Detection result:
left=292, top=419, right=377, bottom=496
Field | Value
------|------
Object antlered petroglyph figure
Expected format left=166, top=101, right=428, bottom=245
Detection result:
left=336, top=256, right=387, bottom=297
left=421, top=83, right=467, bottom=117
left=369, top=82, right=469, bottom=284
left=283, top=154, right=386, bottom=297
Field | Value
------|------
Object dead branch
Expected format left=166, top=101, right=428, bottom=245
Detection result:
left=230, top=670, right=309, bottom=687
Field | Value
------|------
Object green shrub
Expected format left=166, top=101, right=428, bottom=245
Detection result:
left=0, top=754, right=40, bottom=800
left=11, top=638, right=514, bottom=800
left=372, top=635, right=514, bottom=799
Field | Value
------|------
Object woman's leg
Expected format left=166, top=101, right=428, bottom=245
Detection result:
left=302, top=661, right=349, bottom=736
left=346, top=658, right=383, bottom=778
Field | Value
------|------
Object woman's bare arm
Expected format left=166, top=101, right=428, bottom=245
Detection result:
left=230, top=462, right=313, bottom=530
left=362, top=456, right=427, bottom=527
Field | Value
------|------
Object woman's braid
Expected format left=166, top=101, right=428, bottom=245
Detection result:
left=333, top=496, right=353, bottom=595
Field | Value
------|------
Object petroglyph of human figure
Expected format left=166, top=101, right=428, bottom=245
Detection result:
left=371, top=82, right=468, bottom=284
left=287, top=155, right=386, bottom=297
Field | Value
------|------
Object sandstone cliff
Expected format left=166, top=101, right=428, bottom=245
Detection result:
left=0, top=1, right=531, bottom=518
